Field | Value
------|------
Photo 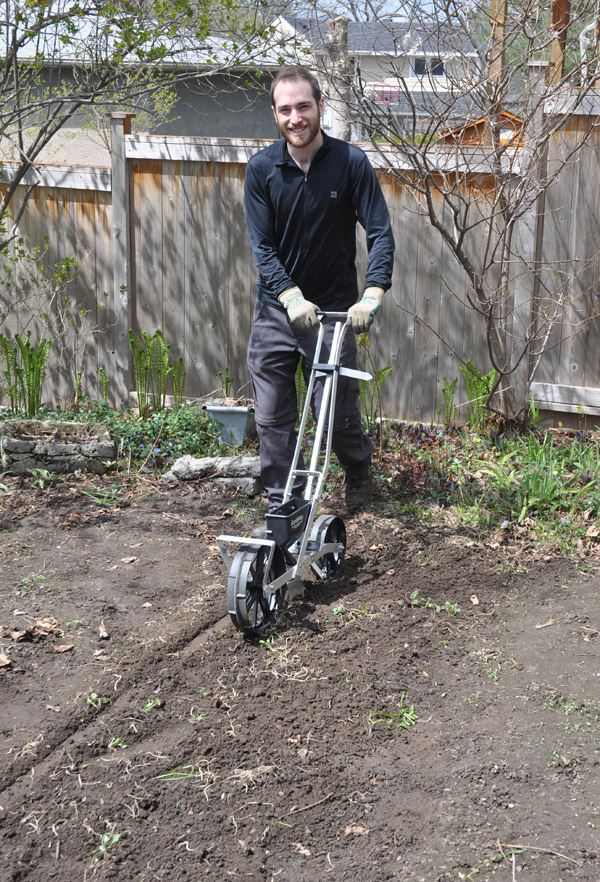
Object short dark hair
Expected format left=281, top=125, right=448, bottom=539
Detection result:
left=270, top=65, right=322, bottom=108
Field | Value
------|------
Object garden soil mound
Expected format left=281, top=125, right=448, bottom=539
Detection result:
left=1, top=476, right=599, bottom=881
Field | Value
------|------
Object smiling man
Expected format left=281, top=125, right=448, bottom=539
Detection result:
left=244, top=65, right=395, bottom=512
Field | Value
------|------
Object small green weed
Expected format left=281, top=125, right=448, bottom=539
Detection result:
left=141, top=697, right=163, bottom=713
left=91, top=831, right=121, bottom=865
left=21, top=560, right=56, bottom=588
left=81, top=484, right=126, bottom=507
left=87, top=692, right=109, bottom=711
left=368, top=692, right=418, bottom=733
left=410, top=588, right=460, bottom=617
left=464, top=847, right=524, bottom=880
left=157, top=765, right=197, bottom=781
left=28, top=468, right=60, bottom=490
left=472, top=649, right=503, bottom=682
left=332, top=601, right=381, bottom=624
left=107, top=731, right=127, bottom=750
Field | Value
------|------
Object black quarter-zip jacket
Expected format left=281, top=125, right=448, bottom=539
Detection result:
left=244, top=131, right=395, bottom=311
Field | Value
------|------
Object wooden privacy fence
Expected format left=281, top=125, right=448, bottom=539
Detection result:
left=2, top=111, right=600, bottom=424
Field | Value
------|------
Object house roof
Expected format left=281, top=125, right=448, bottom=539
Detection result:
left=5, top=10, right=287, bottom=69
left=441, top=111, right=524, bottom=145
left=280, top=16, right=476, bottom=58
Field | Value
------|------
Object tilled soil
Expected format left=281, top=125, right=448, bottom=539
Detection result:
left=0, top=475, right=599, bottom=881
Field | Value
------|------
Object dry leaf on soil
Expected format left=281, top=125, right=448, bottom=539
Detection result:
left=345, top=825, right=369, bottom=836
left=4, top=618, right=63, bottom=642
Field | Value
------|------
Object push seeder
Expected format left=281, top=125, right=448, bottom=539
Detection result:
left=216, top=312, right=372, bottom=637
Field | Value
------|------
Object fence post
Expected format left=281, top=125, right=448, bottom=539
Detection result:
left=109, top=112, right=135, bottom=408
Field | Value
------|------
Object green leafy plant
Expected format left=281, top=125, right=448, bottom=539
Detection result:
left=0, top=330, right=51, bottom=417
left=28, top=468, right=59, bottom=490
left=80, top=484, right=126, bottom=507
left=87, top=692, right=104, bottom=711
left=458, top=360, right=496, bottom=431
left=129, top=329, right=183, bottom=417
left=529, top=392, right=540, bottom=427
left=91, top=832, right=121, bottom=865
left=356, top=332, right=393, bottom=435
left=409, top=588, right=461, bottom=616
left=218, top=367, right=234, bottom=398
left=99, top=366, right=110, bottom=402
left=295, top=359, right=308, bottom=424
left=157, top=765, right=197, bottom=781
left=437, top=375, right=458, bottom=429
left=368, top=692, right=418, bottom=732
left=142, top=697, right=163, bottom=713
left=476, top=432, right=597, bottom=524
left=107, top=731, right=127, bottom=750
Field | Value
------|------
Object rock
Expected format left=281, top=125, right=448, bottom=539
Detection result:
left=162, top=455, right=262, bottom=495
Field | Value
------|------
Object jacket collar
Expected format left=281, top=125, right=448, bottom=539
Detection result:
left=275, top=130, right=331, bottom=167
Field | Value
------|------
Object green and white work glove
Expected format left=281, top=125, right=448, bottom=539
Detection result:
left=278, top=286, right=319, bottom=331
left=347, top=286, right=385, bottom=334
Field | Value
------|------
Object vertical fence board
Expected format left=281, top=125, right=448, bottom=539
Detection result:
left=161, top=160, right=186, bottom=387
left=411, top=192, right=443, bottom=422
left=203, top=162, right=230, bottom=397
left=374, top=173, right=414, bottom=421
left=558, top=120, right=588, bottom=390
left=540, top=126, right=579, bottom=387
left=182, top=162, right=208, bottom=397
left=437, top=193, right=469, bottom=424
left=225, top=162, right=255, bottom=400
left=73, top=188, right=102, bottom=399
left=95, top=191, right=114, bottom=399
left=582, top=127, right=600, bottom=391
left=133, top=160, right=164, bottom=340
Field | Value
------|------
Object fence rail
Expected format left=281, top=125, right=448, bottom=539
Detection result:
left=2, top=117, right=600, bottom=426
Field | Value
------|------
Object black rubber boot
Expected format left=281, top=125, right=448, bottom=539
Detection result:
left=344, top=460, right=373, bottom=511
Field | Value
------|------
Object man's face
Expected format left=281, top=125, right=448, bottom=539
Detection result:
left=272, top=77, right=324, bottom=150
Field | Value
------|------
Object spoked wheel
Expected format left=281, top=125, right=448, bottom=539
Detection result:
left=310, top=515, right=346, bottom=579
left=227, top=543, right=287, bottom=636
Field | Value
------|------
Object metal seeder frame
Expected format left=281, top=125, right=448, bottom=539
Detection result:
left=216, top=311, right=372, bottom=637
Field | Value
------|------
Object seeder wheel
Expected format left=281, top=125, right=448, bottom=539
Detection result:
left=227, top=543, right=286, bottom=636
left=311, top=515, right=346, bottom=578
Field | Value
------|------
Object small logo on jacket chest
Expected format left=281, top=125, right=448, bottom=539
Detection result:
left=330, top=191, right=337, bottom=198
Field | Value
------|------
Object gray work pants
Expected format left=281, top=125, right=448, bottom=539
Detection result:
left=247, top=300, right=373, bottom=505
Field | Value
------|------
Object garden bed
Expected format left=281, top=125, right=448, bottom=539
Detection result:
left=0, top=467, right=599, bottom=881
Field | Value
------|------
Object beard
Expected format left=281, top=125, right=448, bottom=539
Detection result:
left=278, top=115, right=321, bottom=149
